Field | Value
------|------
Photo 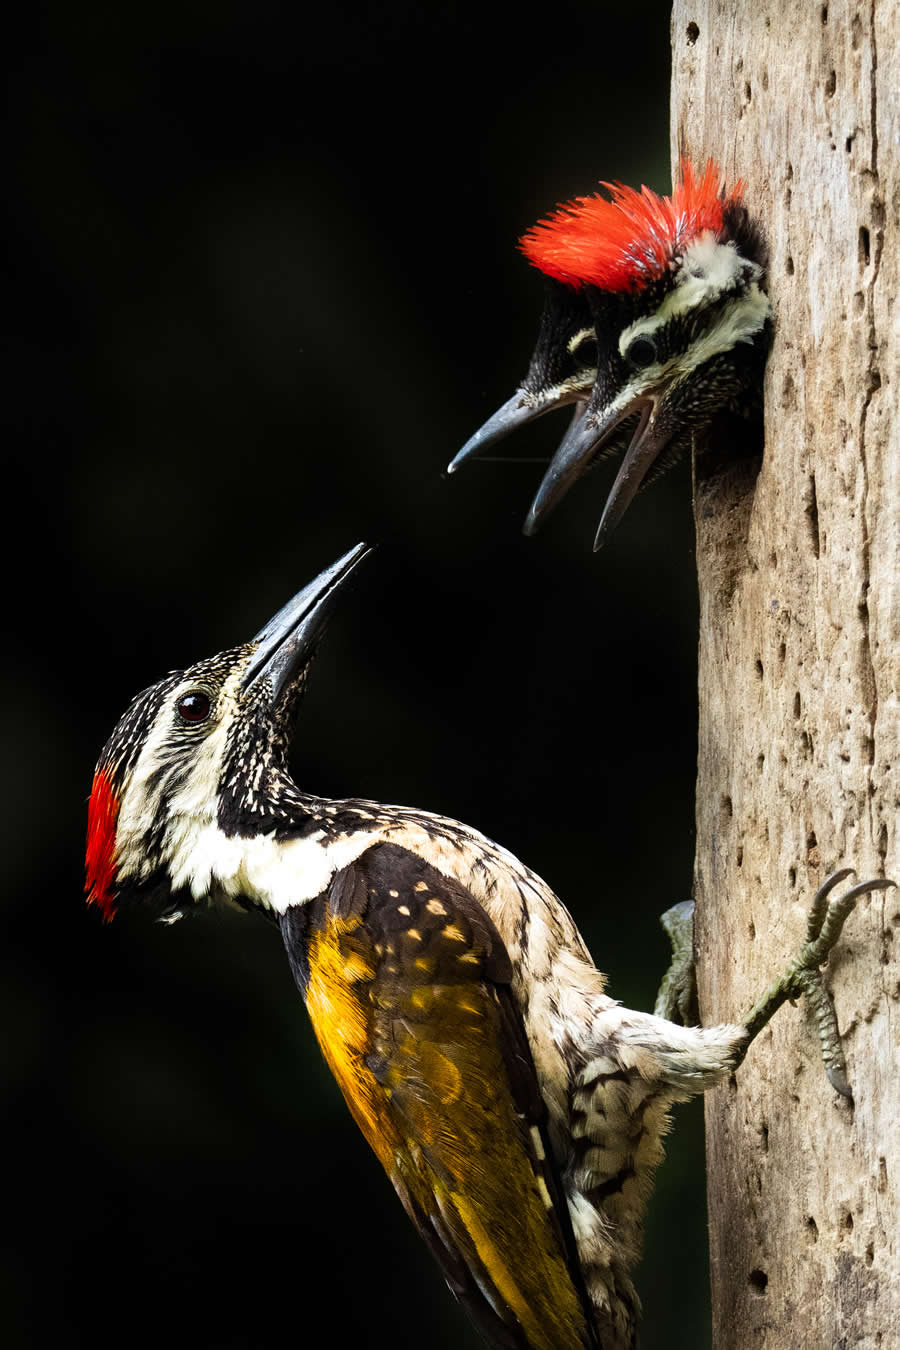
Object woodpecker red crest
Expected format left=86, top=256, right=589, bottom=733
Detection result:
left=449, top=159, right=771, bottom=550
left=519, top=158, right=743, bottom=291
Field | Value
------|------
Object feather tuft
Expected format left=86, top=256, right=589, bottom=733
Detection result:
left=85, top=768, right=120, bottom=921
left=519, top=159, right=745, bottom=291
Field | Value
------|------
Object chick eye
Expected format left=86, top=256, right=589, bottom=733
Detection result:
left=177, top=691, right=211, bottom=724
left=625, top=334, right=658, bottom=369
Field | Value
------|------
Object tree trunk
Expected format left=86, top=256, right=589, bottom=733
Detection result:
left=670, top=3, right=898, bottom=1346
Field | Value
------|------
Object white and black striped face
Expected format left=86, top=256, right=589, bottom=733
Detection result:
left=589, top=233, right=769, bottom=431
left=88, top=644, right=303, bottom=917
left=85, top=544, right=371, bottom=921
left=526, top=225, right=772, bottom=548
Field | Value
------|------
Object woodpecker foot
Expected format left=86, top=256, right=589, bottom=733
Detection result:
left=654, top=900, right=698, bottom=1025
left=739, top=870, right=895, bottom=1099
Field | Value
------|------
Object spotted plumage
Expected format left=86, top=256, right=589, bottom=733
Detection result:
left=449, top=159, right=772, bottom=550
left=85, top=546, right=883, bottom=1348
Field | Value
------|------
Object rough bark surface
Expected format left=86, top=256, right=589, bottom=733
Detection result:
left=670, top=3, right=898, bottom=1347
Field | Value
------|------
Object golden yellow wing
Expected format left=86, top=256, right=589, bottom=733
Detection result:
left=279, top=841, right=598, bottom=1350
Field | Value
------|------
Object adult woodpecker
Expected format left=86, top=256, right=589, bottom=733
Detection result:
left=448, top=160, right=772, bottom=550
left=85, top=545, right=888, bottom=1350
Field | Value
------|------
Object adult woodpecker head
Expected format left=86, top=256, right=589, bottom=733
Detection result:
left=85, top=544, right=372, bottom=923
left=449, top=160, right=772, bottom=550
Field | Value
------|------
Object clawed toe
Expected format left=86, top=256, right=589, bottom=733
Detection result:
left=800, top=871, right=895, bottom=975
left=741, top=869, right=895, bottom=1098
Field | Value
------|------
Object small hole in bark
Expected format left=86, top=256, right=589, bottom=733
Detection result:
left=789, top=866, right=797, bottom=887
left=846, top=133, right=855, bottom=153
left=860, top=226, right=871, bottom=266
left=757, top=752, right=765, bottom=771
left=821, top=3, right=828, bottom=20
left=785, top=255, right=795, bottom=275
left=748, top=1269, right=768, bottom=1295
left=744, top=81, right=752, bottom=103
left=747, top=916, right=754, bottom=937
left=794, top=692, right=801, bottom=718
left=721, top=795, right=733, bottom=821
left=807, top=830, right=818, bottom=853
left=686, top=20, right=700, bottom=44
left=824, top=70, right=836, bottom=98
left=759, top=1122, right=769, bottom=1152
left=778, top=642, right=786, bottom=663
left=755, top=657, right=764, bottom=679
left=805, top=474, right=821, bottom=558
left=807, top=1216, right=819, bottom=1243
left=842, top=1210, right=854, bottom=1233
left=866, top=1242, right=875, bottom=1266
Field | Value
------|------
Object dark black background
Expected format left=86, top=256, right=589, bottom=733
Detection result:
left=5, top=3, right=712, bottom=1347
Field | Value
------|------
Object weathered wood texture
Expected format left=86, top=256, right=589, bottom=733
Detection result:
left=670, top=3, right=898, bottom=1346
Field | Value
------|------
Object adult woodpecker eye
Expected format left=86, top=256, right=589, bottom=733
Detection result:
left=625, top=334, right=658, bottom=369
left=177, top=691, right=211, bottom=724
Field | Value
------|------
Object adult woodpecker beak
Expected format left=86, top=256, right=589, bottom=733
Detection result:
left=447, top=391, right=585, bottom=473
left=241, top=543, right=373, bottom=701
left=524, top=392, right=669, bottom=551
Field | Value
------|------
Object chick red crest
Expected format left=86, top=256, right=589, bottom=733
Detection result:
left=85, top=768, right=120, bottom=921
left=519, top=159, right=744, bottom=291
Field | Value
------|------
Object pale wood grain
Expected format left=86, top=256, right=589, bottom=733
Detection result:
left=670, top=2, right=898, bottom=1345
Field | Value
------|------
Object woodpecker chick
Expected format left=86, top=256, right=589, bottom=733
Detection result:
left=86, top=547, right=886, bottom=1350
left=449, top=160, right=772, bottom=550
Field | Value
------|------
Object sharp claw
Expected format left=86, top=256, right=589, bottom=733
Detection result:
left=806, top=875, right=896, bottom=968
left=811, top=868, right=856, bottom=900
left=806, top=867, right=855, bottom=942
left=832, top=876, right=896, bottom=904
left=826, top=1065, right=854, bottom=1101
